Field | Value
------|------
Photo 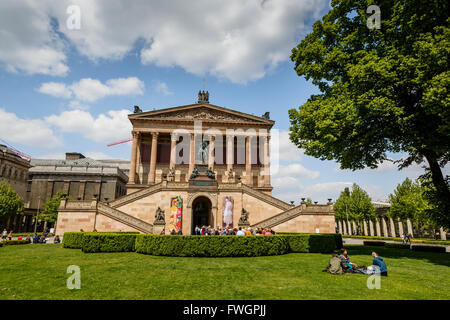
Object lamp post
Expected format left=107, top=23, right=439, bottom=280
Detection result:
left=34, top=196, right=40, bottom=233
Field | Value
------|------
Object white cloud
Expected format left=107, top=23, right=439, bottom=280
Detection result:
left=153, top=81, right=173, bottom=96
left=38, top=77, right=145, bottom=102
left=0, top=1, right=68, bottom=76
left=45, top=109, right=132, bottom=143
left=271, top=130, right=304, bottom=164
left=0, top=0, right=327, bottom=83
left=0, top=108, right=61, bottom=148
left=37, top=82, right=72, bottom=99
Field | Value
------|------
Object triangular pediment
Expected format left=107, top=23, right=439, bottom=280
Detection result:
left=128, top=103, right=274, bottom=126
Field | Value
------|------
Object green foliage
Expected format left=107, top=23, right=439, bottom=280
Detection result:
left=0, top=181, right=24, bottom=221
left=41, top=190, right=68, bottom=224
left=411, top=245, right=446, bottom=253
left=389, top=178, right=436, bottom=234
left=62, top=231, right=138, bottom=249
left=334, top=184, right=375, bottom=222
left=363, top=240, right=385, bottom=246
left=135, top=235, right=290, bottom=257
left=289, top=0, right=450, bottom=221
left=134, top=234, right=340, bottom=257
left=384, top=243, right=410, bottom=249
left=81, top=233, right=137, bottom=253
left=2, top=240, right=30, bottom=246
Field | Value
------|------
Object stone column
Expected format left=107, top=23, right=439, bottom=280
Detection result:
left=188, top=133, right=195, bottom=181
left=245, top=136, right=252, bottom=185
left=347, top=220, right=352, bottom=235
left=369, top=220, right=375, bottom=236
left=148, top=132, right=159, bottom=184
left=398, top=219, right=404, bottom=236
left=389, top=218, right=397, bottom=237
left=440, top=227, right=447, bottom=240
left=338, top=220, right=343, bottom=234
left=343, top=220, right=347, bottom=234
left=263, top=135, right=271, bottom=186
left=129, top=131, right=139, bottom=184
left=352, top=221, right=358, bottom=235
left=46, top=180, right=54, bottom=200
left=78, top=181, right=86, bottom=200
left=406, top=219, right=414, bottom=237
left=208, top=135, right=215, bottom=170
left=169, top=133, right=177, bottom=170
left=363, top=220, right=368, bottom=236
left=381, top=218, right=388, bottom=237
left=375, top=219, right=381, bottom=236
left=226, top=135, right=234, bottom=172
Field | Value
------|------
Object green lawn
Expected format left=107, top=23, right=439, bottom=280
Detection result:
left=0, top=244, right=449, bottom=300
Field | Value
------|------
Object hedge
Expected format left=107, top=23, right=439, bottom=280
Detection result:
left=2, top=240, right=30, bottom=246
left=12, top=233, right=54, bottom=237
left=62, top=232, right=139, bottom=249
left=385, top=243, right=410, bottom=249
left=343, top=235, right=450, bottom=245
left=411, top=245, right=446, bottom=253
left=81, top=233, right=137, bottom=253
left=363, top=240, right=386, bottom=246
left=135, top=235, right=290, bottom=257
left=277, top=233, right=343, bottom=251
left=134, top=234, right=339, bottom=257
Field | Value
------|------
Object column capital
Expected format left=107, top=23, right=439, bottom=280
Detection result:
left=171, top=132, right=179, bottom=141
left=132, top=131, right=141, bottom=138
left=151, top=132, right=159, bottom=139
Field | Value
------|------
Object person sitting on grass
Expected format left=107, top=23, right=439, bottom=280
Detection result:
left=371, top=251, right=388, bottom=276
left=338, top=248, right=357, bottom=272
left=323, top=253, right=344, bottom=274
left=53, top=235, right=61, bottom=243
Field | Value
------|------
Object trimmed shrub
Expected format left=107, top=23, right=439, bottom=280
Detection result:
left=411, top=245, right=446, bottom=253
left=135, top=235, right=290, bottom=257
left=3, top=240, right=30, bottom=245
left=12, top=233, right=54, bottom=237
left=281, top=234, right=337, bottom=253
left=63, top=232, right=139, bottom=249
left=81, top=233, right=137, bottom=253
left=0, top=242, right=3, bottom=247
left=62, top=232, right=85, bottom=249
left=342, top=235, right=450, bottom=246
left=385, top=243, right=410, bottom=249
left=363, top=240, right=386, bottom=246
left=277, top=233, right=342, bottom=252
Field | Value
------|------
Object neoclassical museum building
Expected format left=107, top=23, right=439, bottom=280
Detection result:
left=56, top=93, right=335, bottom=235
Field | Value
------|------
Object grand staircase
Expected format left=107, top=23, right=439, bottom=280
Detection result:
left=92, top=182, right=297, bottom=233
left=97, top=202, right=153, bottom=233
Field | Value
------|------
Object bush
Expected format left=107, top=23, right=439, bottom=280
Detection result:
left=363, top=240, right=385, bottom=246
left=0, top=242, right=3, bottom=248
left=277, top=233, right=342, bottom=252
left=135, top=235, right=290, bottom=257
left=3, top=240, right=30, bottom=245
left=12, top=233, right=54, bottom=237
left=385, top=243, right=410, bottom=249
left=81, top=233, right=137, bottom=253
left=63, top=232, right=139, bottom=249
left=411, top=245, right=446, bottom=253
left=62, top=232, right=85, bottom=249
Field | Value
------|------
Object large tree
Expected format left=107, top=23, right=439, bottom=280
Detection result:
left=0, top=181, right=24, bottom=221
left=289, top=0, right=450, bottom=225
left=41, top=190, right=67, bottom=225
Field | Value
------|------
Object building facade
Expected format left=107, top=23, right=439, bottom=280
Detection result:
left=0, top=144, right=31, bottom=231
left=57, top=96, right=335, bottom=235
left=24, top=153, right=128, bottom=232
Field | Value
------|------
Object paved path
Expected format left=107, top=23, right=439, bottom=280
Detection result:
left=343, top=237, right=450, bottom=253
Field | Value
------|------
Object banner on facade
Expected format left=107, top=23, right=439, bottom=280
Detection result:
left=169, top=196, right=183, bottom=232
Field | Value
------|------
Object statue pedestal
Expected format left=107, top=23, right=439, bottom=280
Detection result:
left=153, top=221, right=165, bottom=235
left=238, top=222, right=250, bottom=229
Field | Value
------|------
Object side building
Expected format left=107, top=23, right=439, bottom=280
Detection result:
left=0, top=144, right=31, bottom=231
left=24, top=152, right=129, bottom=232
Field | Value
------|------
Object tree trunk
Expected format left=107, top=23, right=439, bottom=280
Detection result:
left=422, top=150, right=450, bottom=213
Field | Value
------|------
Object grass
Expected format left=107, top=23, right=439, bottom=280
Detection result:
left=0, top=244, right=449, bottom=300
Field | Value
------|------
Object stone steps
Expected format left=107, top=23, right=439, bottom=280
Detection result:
left=97, top=203, right=153, bottom=233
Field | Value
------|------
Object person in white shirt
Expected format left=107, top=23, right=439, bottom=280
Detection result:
left=236, top=227, right=246, bottom=236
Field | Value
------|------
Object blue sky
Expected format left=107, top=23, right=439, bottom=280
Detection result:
left=0, top=0, right=435, bottom=203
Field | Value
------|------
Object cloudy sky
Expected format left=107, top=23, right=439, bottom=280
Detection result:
left=0, top=0, right=437, bottom=203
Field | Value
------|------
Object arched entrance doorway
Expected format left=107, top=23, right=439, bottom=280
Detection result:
left=192, top=196, right=212, bottom=234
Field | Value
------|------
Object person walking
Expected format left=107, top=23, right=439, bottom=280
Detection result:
left=1, top=229, right=7, bottom=240
left=7, top=230, right=13, bottom=240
